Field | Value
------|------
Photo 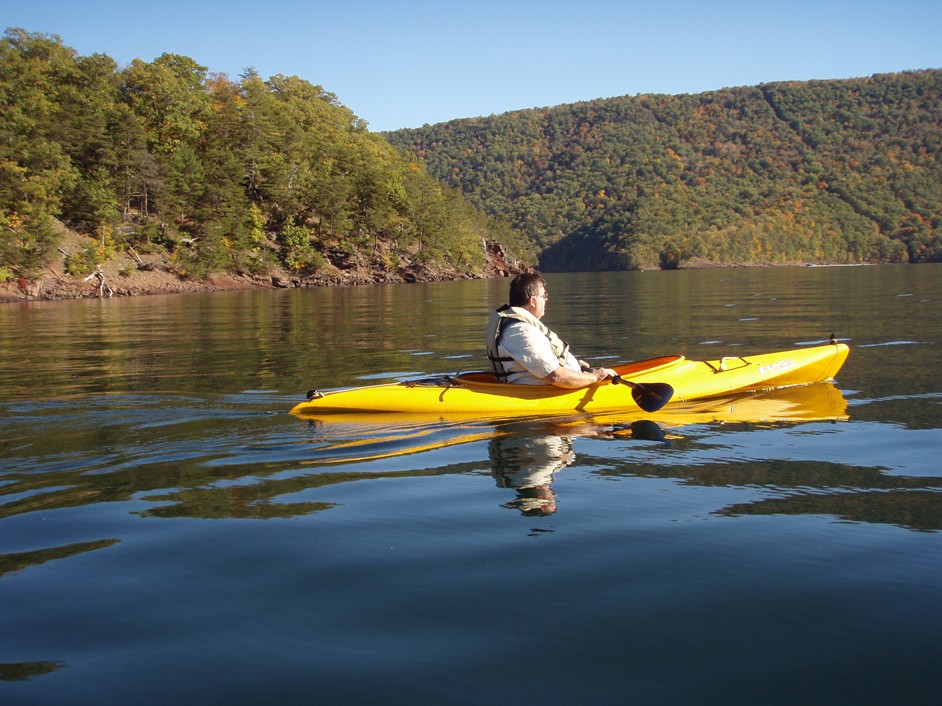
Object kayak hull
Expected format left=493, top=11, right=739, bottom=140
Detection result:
left=290, top=342, right=849, bottom=417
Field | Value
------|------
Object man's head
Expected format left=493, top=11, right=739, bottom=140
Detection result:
left=509, top=272, right=548, bottom=317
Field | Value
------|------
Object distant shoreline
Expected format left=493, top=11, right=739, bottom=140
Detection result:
left=1, top=225, right=526, bottom=304
left=0, top=265, right=516, bottom=304
left=1, top=260, right=892, bottom=305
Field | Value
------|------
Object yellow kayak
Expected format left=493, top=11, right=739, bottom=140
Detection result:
left=294, top=383, right=849, bottom=466
left=290, top=341, right=849, bottom=417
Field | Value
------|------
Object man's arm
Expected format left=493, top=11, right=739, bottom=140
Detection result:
left=501, top=323, right=616, bottom=387
left=541, top=365, right=617, bottom=389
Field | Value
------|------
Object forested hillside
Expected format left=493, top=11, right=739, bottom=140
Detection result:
left=5, top=26, right=937, bottom=298
left=386, top=70, right=942, bottom=270
left=0, top=29, right=525, bottom=296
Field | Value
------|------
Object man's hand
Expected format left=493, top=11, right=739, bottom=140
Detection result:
left=579, top=361, right=617, bottom=381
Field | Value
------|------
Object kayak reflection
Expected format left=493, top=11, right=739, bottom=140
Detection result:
left=294, top=381, right=848, bottom=431
left=488, top=419, right=671, bottom=516
left=294, top=383, right=849, bottom=515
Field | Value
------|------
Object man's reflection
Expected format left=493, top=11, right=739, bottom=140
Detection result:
left=489, top=433, right=574, bottom=516
left=488, top=419, right=669, bottom=516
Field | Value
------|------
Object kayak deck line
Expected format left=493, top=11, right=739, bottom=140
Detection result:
left=291, top=342, right=850, bottom=416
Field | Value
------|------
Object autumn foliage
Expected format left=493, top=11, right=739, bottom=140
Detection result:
left=386, top=70, right=942, bottom=270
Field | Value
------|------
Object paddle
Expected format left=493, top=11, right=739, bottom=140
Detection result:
left=610, top=376, right=674, bottom=413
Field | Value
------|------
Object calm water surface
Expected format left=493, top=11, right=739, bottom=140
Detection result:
left=1, top=266, right=940, bottom=704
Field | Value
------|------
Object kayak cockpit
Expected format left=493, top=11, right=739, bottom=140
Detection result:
left=450, top=355, right=686, bottom=389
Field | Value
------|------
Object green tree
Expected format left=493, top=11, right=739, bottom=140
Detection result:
left=0, top=29, right=80, bottom=274
left=122, top=53, right=210, bottom=156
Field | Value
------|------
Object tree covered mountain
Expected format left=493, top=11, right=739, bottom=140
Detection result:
left=0, top=29, right=526, bottom=291
left=385, top=69, right=942, bottom=270
left=4, top=26, right=937, bottom=295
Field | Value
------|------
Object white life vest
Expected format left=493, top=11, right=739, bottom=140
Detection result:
left=485, top=305, right=571, bottom=381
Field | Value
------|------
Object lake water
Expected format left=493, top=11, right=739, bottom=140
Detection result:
left=1, top=265, right=940, bottom=704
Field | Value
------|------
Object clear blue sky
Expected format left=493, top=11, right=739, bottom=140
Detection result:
left=4, top=0, right=940, bottom=132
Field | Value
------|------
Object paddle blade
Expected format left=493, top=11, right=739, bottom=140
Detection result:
left=630, top=382, right=674, bottom=413
left=611, top=376, right=674, bottom=413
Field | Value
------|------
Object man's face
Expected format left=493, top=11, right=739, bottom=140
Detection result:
left=530, top=286, right=548, bottom=319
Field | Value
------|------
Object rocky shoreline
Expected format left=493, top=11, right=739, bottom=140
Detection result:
left=2, top=236, right=867, bottom=305
left=1, top=239, right=526, bottom=304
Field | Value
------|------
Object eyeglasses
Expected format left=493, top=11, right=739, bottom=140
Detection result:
left=533, top=292, right=549, bottom=300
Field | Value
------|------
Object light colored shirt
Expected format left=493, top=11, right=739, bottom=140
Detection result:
left=498, top=321, right=581, bottom=384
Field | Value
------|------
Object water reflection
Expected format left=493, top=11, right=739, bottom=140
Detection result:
left=0, top=660, right=67, bottom=682
left=2, top=268, right=940, bottom=703
left=586, top=445, right=942, bottom=531
left=488, top=419, right=672, bottom=515
left=2, top=383, right=938, bottom=533
left=719, top=487, right=942, bottom=531
left=0, top=539, right=120, bottom=577
left=622, top=419, right=671, bottom=445
left=489, top=432, right=574, bottom=516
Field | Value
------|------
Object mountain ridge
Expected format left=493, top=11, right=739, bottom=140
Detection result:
left=385, top=69, right=942, bottom=270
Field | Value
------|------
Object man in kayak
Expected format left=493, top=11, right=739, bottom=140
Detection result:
left=486, top=272, right=617, bottom=387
